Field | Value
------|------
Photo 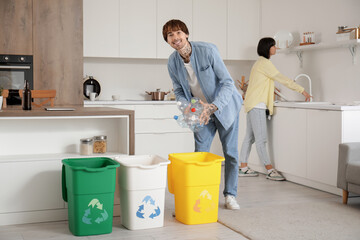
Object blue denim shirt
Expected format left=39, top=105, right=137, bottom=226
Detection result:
left=167, top=41, right=243, bottom=130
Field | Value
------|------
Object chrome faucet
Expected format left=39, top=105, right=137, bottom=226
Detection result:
left=294, top=74, right=312, bottom=102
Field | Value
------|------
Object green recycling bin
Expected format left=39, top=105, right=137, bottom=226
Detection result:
left=62, top=157, right=120, bottom=236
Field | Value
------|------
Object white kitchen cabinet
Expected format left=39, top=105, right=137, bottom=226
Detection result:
left=0, top=160, right=63, bottom=214
left=193, top=0, right=227, bottom=58
left=83, top=0, right=120, bottom=57
left=270, top=107, right=307, bottom=178
left=0, top=109, right=132, bottom=226
left=306, top=110, right=341, bottom=186
left=227, top=0, right=260, bottom=60
left=119, top=0, right=157, bottom=58
left=156, top=0, right=193, bottom=59
left=88, top=102, right=195, bottom=159
left=83, top=0, right=260, bottom=60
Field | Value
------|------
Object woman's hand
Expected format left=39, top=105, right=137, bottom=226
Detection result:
left=199, top=100, right=218, bottom=125
left=302, top=90, right=312, bottom=102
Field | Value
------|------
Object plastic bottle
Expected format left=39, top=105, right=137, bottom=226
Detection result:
left=22, top=80, right=32, bottom=110
left=176, top=99, right=189, bottom=113
left=174, top=115, right=188, bottom=128
left=174, top=97, right=205, bottom=132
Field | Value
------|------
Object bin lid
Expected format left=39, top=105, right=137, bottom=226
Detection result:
left=62, top=157, right=120, bottom=172
left=168, top=152, right=225, bottom=166
left=115, top=155, right=170, bottom=169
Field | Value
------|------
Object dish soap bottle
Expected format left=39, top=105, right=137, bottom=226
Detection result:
left=22, top=80, right=32, bottom=110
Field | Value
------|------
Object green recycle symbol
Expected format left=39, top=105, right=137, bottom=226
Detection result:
left=82, top=198, right=109, bottom=225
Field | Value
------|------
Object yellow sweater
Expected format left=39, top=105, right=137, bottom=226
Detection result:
left=244, top=57, right=304, bottom=115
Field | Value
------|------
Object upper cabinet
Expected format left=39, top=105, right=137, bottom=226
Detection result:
left=193, top=0, right=227, bottom=58
left=0, top=0, right=33, bottom=55
left=83, top=0, right=120, bottom=57
left=119, top=0, right=157, bottom=58
left=227, top=0, right=260, bottom=60
left=156, top=0, right=193, bottom=59
left=33, top=0, right=83, bottom=105
left=83, top=0, right=260, bottom=60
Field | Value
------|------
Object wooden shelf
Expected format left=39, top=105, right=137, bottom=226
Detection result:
left=277, top=39, right=360, bottom=67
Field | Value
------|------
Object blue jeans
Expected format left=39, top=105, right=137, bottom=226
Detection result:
left=194, top=114, right=239, bottom=197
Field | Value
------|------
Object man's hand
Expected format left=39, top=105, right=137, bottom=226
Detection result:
left=199, top=100, right=218, bottom=125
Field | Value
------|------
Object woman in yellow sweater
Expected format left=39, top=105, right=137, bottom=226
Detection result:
left=239, top=37, right=311, bottom=181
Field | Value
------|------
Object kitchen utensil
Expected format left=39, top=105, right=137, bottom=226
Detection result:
left=145, top=89, right=170, bottom=101
left=274, top=31, right=293, bottom=49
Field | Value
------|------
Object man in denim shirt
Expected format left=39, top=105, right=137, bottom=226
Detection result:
left=162, top=19, right=243, bottom=210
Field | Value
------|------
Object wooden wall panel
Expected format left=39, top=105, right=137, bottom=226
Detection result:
left=0, top=0, right=33, bottom=55
left=33, top=0, right=83, bottom=106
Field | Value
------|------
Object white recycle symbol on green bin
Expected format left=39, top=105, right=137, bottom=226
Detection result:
left=82, top=198, right=109, bottom=224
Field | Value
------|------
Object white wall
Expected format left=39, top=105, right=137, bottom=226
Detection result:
left=84, top=58, right=254, bottom=101
left=260, top=0, right=360, bottom=102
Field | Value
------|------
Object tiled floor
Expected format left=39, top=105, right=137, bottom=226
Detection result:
left=1, top=171, right=359, bottom=240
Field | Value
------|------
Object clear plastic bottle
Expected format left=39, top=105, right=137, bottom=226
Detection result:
left=174, top=97, right=205, bottom=132
left=174, top=115, right=188, bottom=128
left=177, top=99, right=189, bottom=113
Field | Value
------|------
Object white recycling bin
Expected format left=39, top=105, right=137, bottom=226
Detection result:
left=115, top=155, right=170, bottom=230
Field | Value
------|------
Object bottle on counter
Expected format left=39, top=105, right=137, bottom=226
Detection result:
left=93, top=135, right=107, bottom=153
left=22, top=80, right=32, bottom=110
left=80, top=138, right=93, bottom=155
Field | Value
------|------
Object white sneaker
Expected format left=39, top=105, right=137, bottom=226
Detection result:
left=266, top=169, right=285, bottom=181
left=225, top=195, right=240, bottom=210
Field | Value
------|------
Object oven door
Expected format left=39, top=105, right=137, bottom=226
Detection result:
left=0, top=64, right=33, bottom=105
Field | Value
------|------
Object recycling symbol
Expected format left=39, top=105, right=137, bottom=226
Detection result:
left=136, top=195, right=161, bottom=219
left=82, top=198, right=109, bottom=225
left=193, top=190, right=216, bottom=213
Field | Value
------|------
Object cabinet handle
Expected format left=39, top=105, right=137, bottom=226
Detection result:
left=0, top=65, right=31, bottom=69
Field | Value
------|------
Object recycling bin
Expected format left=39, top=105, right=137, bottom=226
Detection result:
left=168, top=152, right=225, bottom=225
left=62, top=157, right=120, bottom=236
left=115, top=155, right=170, bottom=230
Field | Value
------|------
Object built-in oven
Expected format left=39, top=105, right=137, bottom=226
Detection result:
left=0, top=54, right=33, bottom=105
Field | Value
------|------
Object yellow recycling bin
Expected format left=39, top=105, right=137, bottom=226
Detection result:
left=168, top=152, right=225, bottom=225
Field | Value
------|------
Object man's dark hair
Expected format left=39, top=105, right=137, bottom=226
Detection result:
left=257, top=37, right=276, bottom=59
left=162, top=19, right=189, bottom=42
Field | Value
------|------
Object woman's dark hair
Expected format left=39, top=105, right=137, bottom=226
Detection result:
left=257, top=37, right=276, bottom=59
left=162, top=19, right=189, bottom=42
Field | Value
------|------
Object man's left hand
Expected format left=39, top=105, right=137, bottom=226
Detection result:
left=199, top=100, right=218, bottom=125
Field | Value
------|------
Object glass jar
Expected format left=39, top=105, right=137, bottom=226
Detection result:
left=93, top=135, right=107, bottom=153
left=80, top=138, right=93, bottom=155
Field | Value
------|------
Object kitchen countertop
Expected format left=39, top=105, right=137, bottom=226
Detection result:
left=0, top=105, right=134, bottom=118
left=83, top=100, right=360, bottom=111
left=274, top=101, right=360, bottom=111
left=84, top=100, right=177, bottom=105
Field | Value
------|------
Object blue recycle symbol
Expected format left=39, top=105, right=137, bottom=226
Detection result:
left=136, top=195, right=161, bottom=219
left=82, top=198, right=109, bottom=225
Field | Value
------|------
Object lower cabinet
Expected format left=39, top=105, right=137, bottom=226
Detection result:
left=306, top=110, right=341, bottom=186
left=0, top=160, right=63, bottom=214
left=270, top=107, right=307, bottom=178
left=242, top=106, right=344, bottom=195
left=96, top=103, right=196, bottom=159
